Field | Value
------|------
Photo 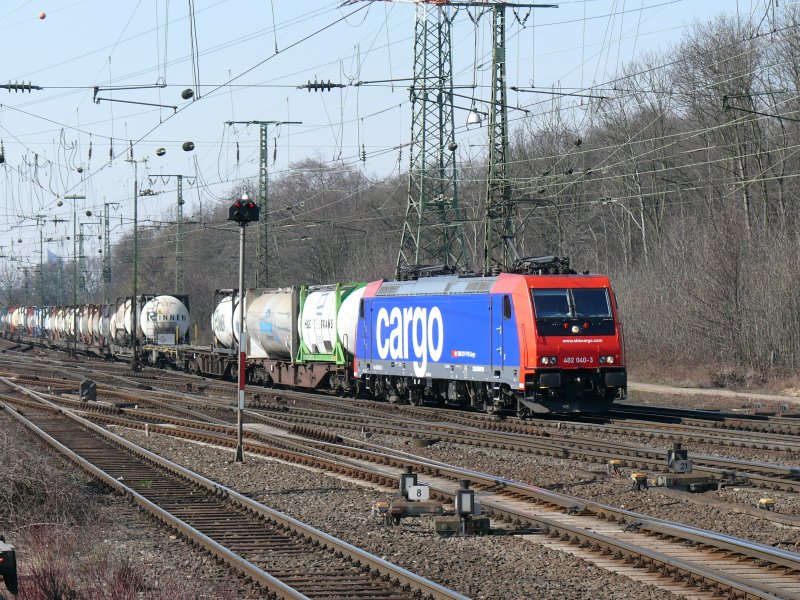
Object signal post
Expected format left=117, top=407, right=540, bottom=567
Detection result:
left=228, top=193, right=260, bottom=462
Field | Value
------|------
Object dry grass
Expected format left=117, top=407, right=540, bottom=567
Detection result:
left=629, top=358, right=800, bottom=396
left=0, top=426, right=96, bottom=528
left=0, top=418, right=238, bottom=599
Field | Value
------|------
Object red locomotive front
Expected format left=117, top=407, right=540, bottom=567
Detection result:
left=495, top=272, right=626, bottom=414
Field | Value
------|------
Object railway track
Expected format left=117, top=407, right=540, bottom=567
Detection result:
left=6, top=352, right=800, bottom=493
left=3, top=373, right=800, bottom=599
left=9, top=363, right=800, bottom=536
left=0, top=380, right=466, bottom=600
left=611, top=404, right=800, bottom=436
left=8, top=341, right=800, bottom=442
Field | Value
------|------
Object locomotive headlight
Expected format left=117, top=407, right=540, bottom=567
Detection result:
left=571, top=325, right=580, bottom=334
left=599, top=355, right=615, bottom=364
left=541, top=356, right=550, bottom=365
left=540, top=356, right=558, bottom=365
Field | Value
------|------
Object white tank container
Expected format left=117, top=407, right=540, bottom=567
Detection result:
left=138, top=295, right=190, bottom=341
left=11, top=308, right=21, bottom=330
left=211, top=295, right=241, bottom=348
left=91, top=309, right=101, bottom=338
left=124, top=303, right=132, bottom=335
left=299, top=286, right=365, bottom=357
left=112, top=300, right=129, bottom=342
left=245, top=290, right=293, bottom=359
left=100, top=306, right=111, bottom=339
left=62, top=309, right=71, bottom=336
left=80, top=306, right=91, bottom=338
left=300, top=291, right=336, bottom=355
left=109, top=311, right=117, bottom=341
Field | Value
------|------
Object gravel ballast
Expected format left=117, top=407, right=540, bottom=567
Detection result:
left=328, top=430, right=800, bottom=550
left=114, top=427, right=681, bottom=600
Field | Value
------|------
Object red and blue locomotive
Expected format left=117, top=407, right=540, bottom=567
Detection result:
left=355, top=269, right=626, bottom=415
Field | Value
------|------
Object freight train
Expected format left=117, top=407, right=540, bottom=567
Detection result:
left=1, top=265, right=627, bottom=414
left=0, top=295, right=191, bottom=366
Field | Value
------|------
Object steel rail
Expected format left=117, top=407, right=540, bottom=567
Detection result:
left=0, top=403, right=310, bottom=599
left=3, top=374, right=799, bottom=599
left=13, top=380, right=800, bottom=576
left=611, top=404, right=800, bottom=436
left=9, top=378, right=794, bottom=548
left=7, top=364, right=800, bottom=490
left=0, top=377, right=469, bottom=600
left=224, top=403, right=800, bottom=491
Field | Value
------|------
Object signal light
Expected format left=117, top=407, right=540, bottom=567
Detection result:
left=228, top=194, right=260, bottom=224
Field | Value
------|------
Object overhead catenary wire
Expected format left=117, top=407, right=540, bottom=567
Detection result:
left=3, top=0, right=796, bottom=274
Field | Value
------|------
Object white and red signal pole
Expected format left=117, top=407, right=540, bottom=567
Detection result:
left=229, top=192, right=259, bottom=463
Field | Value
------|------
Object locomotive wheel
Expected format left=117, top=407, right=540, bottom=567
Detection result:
left=479, top=399, right=499, bottom=414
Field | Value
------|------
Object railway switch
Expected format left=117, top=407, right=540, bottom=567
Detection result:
left=0, top=539, right=17, bottom=595
left=630, top=473, right=648, bottom=491
left=371, top=501, right=390, bottom=517
left=652, top=473, right=715, bottom=492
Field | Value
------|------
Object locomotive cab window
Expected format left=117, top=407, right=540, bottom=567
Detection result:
left=572, top=289, right=611, bottom=318
left=532, top=288, right=615, bottom=336
left=502, top=295, right=512, bottom=319
left=531, top=289, right=570, bottom=318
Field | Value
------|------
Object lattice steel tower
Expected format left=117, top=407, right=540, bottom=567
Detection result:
left=397, top=2, right=465, bottom=276
left=482, top=5, right=512, bottom=272
left=482, top=2, right=556, bottom=272
left=226, top=120, right=300, bottom=288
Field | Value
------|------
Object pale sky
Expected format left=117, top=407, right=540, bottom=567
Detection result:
left=0, top=0, right=762, bottom=270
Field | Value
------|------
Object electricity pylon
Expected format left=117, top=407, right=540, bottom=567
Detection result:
left=226, top=120, right=301, bottom=288
left=482, top=2, right=557, bottom=272
left=345, top=0, right=556, bottom=275
left=396, top=2, right=465, bottom=277
left=155, top=174, right=191, bottom=295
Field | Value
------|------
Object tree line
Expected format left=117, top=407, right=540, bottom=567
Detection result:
left=5, top=8, right=799, bottom=381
